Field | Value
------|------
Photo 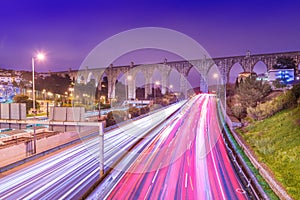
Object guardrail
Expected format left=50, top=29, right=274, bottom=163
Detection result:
left=217, top=99, right=291, bottom=200
left=216, top=99, right=270, bottom=200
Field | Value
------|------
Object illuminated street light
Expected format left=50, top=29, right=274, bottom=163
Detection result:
left=213, top=73, right=219, bottom=95
left=32, top=52, right=45, bottom=154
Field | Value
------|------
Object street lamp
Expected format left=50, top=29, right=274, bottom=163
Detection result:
left=213, top=73, right=219, bottom=95
left=32, top=52, right=45, bottom=154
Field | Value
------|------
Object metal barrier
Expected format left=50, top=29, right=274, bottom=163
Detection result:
left=217, top=100, right=271, bottom=200
left=217, top=99, right=293, bottom=200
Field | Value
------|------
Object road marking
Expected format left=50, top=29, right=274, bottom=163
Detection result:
left=152, top=169, right=159, bottom=184
left=185, top=173, right=188, bottom=188
left=144, top=185, right=152, bottom=200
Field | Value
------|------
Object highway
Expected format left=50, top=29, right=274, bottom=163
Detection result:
left=89, top=94, right=248, bottom=199
left=0, top=101, right=185, bottom=200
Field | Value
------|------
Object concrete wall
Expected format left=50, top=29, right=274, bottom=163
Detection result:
left=1, top=104, right=10, bottom=119
left=0, top=126, right=99, bottom=168
left=50, top=107, right=85, bottom=122
left=0, top=103, right=26, bottom=120
left=10, top=103, right=26, bottom=120
left=0, top=131, right=78, bottom=168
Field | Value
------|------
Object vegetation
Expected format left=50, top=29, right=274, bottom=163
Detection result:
left=273, top=56, right=297, bottom=70
left=106, top=110, right=127, bottom=127
left=13, top=94, right=40, bottom=113
left=238, top=107, right=300, bottom=199
left=231, top=104, right=246, bottom=121
left=272, top=79, right=286, bottom=88
left=247, top=90, right=297, bottom=121
left=236, top=76, right=271, bottom=108
left=35, top=74, right=72, bottom=95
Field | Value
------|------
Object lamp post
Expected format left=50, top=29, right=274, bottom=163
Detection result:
left=32, top=52, right=45, bottom=154
left=213, top=73, right=219, bottom=95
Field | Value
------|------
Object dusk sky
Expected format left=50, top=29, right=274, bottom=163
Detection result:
left=0, top=0, right=300, bottom=73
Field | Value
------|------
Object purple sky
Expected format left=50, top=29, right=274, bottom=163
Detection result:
left=0, top=0, right=300, bottom=73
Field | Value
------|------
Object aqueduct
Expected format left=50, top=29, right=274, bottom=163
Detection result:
left=56, top=51, right=300, bottom=99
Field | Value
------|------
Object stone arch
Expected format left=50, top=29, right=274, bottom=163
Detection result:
left=169, top=69, right=181, bottom=93
left=114, top=71, right=127, bottom=102
left=87, top=72, right=95, bottom=84
left=135, top=71, right=146, bottom=100
left=76, top=74, right=85, bottom=84
left=206, top=64, right=222, bottom=92
left=98, top=72, right=108, bottom=102
left=187, top=67, right=201, bottom=89
left=252, top=61, right=268, bottom=75
left=229, top=63, right=244, bottom=83
left=152, top=68, right=162, bottom=98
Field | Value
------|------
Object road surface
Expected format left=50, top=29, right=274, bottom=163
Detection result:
left=0, top=101, right=185, bottom=199
left=91, top=94, right=248, bottom=199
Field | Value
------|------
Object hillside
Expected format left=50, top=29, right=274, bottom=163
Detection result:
left=238, top=106, right=300, bottom=199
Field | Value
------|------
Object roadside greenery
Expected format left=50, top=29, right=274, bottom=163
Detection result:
left=238, top=107, right=300, bottom=199
left=236, top=76, right=271, bottom=108
left=13, top=94, right=40, bottom=113
left=247, top=90, right=297, bottom=121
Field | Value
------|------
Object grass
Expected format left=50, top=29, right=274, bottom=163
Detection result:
left=26, top=112, right=47, bottom=117
left=238, top=106, right=300, bottom=199
left=217, top=103, right=278, bottom=199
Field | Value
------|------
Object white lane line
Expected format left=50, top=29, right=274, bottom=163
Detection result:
left=152, top=169, right=159, bottom=184
left=185, top=173, right=188, bottom=188
left=144, top=185, right=152, bottom=200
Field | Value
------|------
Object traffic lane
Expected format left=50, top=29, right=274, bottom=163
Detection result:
left=205, top=96, right=247, bottom=200
left=106, top=95, right=203, bottom=199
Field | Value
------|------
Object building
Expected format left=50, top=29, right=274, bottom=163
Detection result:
left=256, top=73, right=269, bottom=82
left=0, top=76, right=22, bottom=84
left=268, top=69, right=294, bottom=84
left=237, top=72, right=257, bottom=83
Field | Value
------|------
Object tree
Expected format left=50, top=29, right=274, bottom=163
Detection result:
left=231, top=105, right=247, bottom=121
left=291, top=82, right=300, bottom=99
left=236, top=76, right=271, bottom=108
left=273, top=56, right=297, bottom=76
left=13, top=94, right=40, bottom=113
left=273, top=56, right=297, bottom=70
left=35, top=74, right=72, bottom=95
left=273, top=79, right=286, bottom=88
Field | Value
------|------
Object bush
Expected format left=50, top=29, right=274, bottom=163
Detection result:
left=231, top=105, right=247, bottom=120
left=106, top=110, right=127, bottom=127
left=247, top=90, right=297, bottom=121
left=128, top=107, right=140, bottom=118
left=140, top=106, right=150, bottom=115
left=291, top=82, right=300, bottom=99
